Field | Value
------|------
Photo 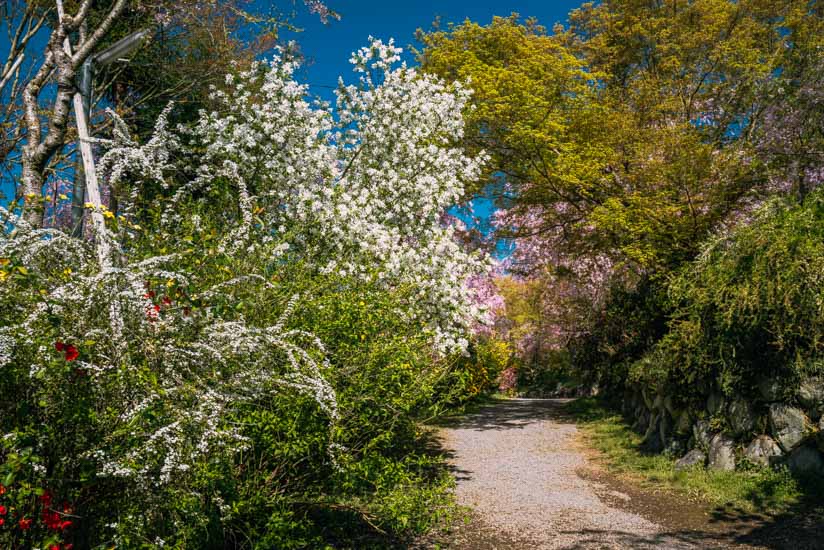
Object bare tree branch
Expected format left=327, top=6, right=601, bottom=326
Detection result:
left=0, top=51, right=24, bottom=93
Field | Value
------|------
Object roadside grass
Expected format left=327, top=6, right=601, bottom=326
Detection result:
left=565, top=397, right=819, bottom=515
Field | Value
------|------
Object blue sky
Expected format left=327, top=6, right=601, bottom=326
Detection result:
left=280, top=0, right=582, bottom=101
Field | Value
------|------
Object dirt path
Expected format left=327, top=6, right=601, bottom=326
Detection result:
left=435, top=398, right=758, bottom=549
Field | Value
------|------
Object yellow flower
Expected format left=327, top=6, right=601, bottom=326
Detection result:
left=0, top=258, right=9, bottom=267
left=63, top=268, right=72, bottom=277
left=58, top=194, right=69, bottom=200
left=103, top=210, right=115, bottom=219
left=0, top=271, right=7, bottom=282
left=84, top=202, right=95, bottom=209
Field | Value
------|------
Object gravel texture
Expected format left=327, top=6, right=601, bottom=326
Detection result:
left=438, top=398, right=699, bottom=549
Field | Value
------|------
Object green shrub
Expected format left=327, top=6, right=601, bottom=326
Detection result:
left=568, top=279, right=670, bottom=395
left=635, top=190, right=824, bottom=398
left=433, top=337, right=513, bottom=408
left=0, top=217, right=461, bottom=549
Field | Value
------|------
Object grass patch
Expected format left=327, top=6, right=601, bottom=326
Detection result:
left=566, top=397, right=815, bottom=514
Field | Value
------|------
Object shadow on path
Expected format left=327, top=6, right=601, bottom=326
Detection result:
left=436, top=397, right=575, bottom=432
left=554, top=513, right=824, bottom=550
left=556, top=528, right=740, bottom=549
left=708, top=497, right=824, bottom=550
left=432, top=397, right=824, bottom=550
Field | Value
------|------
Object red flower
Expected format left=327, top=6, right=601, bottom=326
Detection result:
left=0, top=505, right=6, bottom=515
left=40, top=490, right=53, bottom=507
left=0, top=483, right=5, bottom=495
left=162, top=296, right=172, bottom=306
left=64, top=345, right=79, bottom=362
left=19, top=517, right=32, bottom=530
left=0, top=518, right=4, bottom=526
left=60, top=519, right=72, bottom=531
left=55, top=342, right=79, bottom=361
left=143, top=290, right=156, bottom=299
left=145, top=304, right=159, bottom=321
left=49, top=545, right=60, bottom=550
left=43, top=510, right=61, bottom=530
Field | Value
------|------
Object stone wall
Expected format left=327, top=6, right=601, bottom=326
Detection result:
left=620, top=375, right=824, bottom=477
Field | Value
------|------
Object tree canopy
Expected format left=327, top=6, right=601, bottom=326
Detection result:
left=419, top=2, right=823, bottom=272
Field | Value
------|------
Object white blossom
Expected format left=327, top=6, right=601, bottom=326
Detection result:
left=174, top=38, right=491, bottom=353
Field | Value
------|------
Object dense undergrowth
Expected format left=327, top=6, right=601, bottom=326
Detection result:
left=573, top=188, right=824, bottom=405
left=0, top=40, right=505, bottom=549
left=640, top=192, right=824, bottom=399
left=0, top=225, right=479, bottom=549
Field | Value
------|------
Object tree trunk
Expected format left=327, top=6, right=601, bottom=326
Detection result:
left=18, top=0, right=129, bottom=229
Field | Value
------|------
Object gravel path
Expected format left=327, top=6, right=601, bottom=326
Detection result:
left=438, top=398, right=701, bottom=549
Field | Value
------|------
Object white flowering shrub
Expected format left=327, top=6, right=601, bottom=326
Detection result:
left=130, top=37, right=490, bottom=354
left=0, top=38, right=487, bottom=548
left=0, top=204, right=341, bottom=545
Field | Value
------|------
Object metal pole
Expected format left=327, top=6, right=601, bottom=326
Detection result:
left=69, top=28, right=150, bottom=237
left=56, top=0, right=110, bottom=268
left=70, top=58, right=92, bottom=238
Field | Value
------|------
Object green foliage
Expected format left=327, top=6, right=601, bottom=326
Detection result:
left=434, top=337, right=513, bottom=409
left=515, top=350, right=577, bottom=393
left=0, top=200, right=470, bottom=548
left=569, top=279, right=670, bottom=393
left=418, top=15, right=624, bottom=260
left=417, top=4, right=809, bottom=271
left=558, top=0, right=814, bottom=268
left=636, top=191, right=824, bottom=397
left=573, top=191, right=824, bottom=402
left=562, top=0, right=789, bottom=130
left=417, top=15, right=607, bottom=201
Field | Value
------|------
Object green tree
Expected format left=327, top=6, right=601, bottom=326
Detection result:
left=417, top=16, right=615, bottom=259
left=419, top=3, right=818, bottom=271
